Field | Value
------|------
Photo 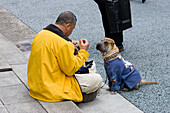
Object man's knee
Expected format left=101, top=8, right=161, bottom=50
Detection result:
left=75, top=73, right=102, bottom=94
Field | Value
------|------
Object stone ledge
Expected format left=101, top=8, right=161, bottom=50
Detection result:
left=78, top=84, right=144, bottom=113
left=0, top=6, right=36, bottom=43
left=39, top=101, right=83, bottom=113
left=0, top=56, right=12, bottom=72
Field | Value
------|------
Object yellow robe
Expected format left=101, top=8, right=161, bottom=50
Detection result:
left=27, top=29, right=89, bottom=102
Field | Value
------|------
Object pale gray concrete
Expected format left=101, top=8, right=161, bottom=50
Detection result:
left=0, top=33, right=20, bottom=54
left=78, top=85, right=143, bottom=113
left=0, top=99, right=4, bottom=107
left=0, top=56, right=11, bottom=72
left=0, top=107, right=8, bottom=113
left=0, top=71, right=22, bottom=87
left=39, top=101, right=83, bottom=113
left=0, top=84, right=34, bottom=105
left=3, top=52, right=27, bottom=65
left=12, top=64, right=28, bottom=88
left=6, top=101, right=47, bottom=113
left=0, top=33, right=27, bottom=65
left=0, top=5, right=36, bottom=43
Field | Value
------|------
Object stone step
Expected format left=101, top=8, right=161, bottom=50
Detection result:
left=78, top=84, right=144, bottom=113
left=0, top=56, right=12, bottom=72
left=0, top=33, right=27, bottom=65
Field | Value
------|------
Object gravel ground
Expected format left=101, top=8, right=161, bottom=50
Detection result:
left=0, top=0, right=169, bottom=112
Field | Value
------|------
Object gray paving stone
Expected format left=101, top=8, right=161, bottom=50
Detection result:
left=0, top=7, right=36, bottom=43
left=0, top=56, right=12, bottom=72
left=0, top=107, right=8, bottom=113
left=0, top=42, right=21, bottom=54
left=0, top=33, right=27, bottom=65
left=78, top=85, right=143, bottom=113
left=22, top=51, right=31, bottom=61
left=0, top=12, right=25, bottom=25
left=0, top=99, right=4, bottom=107
left=16, top=40, right=31, bottom=52
left=0, top=71, right=22, bottom=87
left=6, top=101, right=47, bottom=113
left=0, top=34, right=26, bottom=65
left=0, top=26, right=35, bottom=43
left=0, top=84, right=34, bottom=105
left=2, top=52, right=27, bottom=65
left=0, top=33, right=21, bottom=54
left=39, top=101, right=83, bottom=113
left=12, top=64, right=28, bottom=88
left=0, top=5, right=7, bottom=12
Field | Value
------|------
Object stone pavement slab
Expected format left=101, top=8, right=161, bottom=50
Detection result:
left=0, top=84, right=34, bottom=105
left=0, top=107, right=8, bottom=113
left=0, top=71, right=22, bottom=87
left=0, top=33, right=21, bottom=54
left=11, top=64, right=28, bottom=88
left=39, top=101, right=83, bottom=113
left=78, top=85, right=143, bottom=113
left=0, top=99, right=4, bottom=107
left=6, top=101, right=47, bottom=113
left=0, top=5, right=35, bottom=43
left=0, top=33, right=27, bottom=65
left=2, top=52, right=27, bottom=65
left=0, top=56, right=12, bottom=72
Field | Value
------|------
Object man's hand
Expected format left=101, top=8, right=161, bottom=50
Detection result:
left=72, top=40, right=79, bottom=47
left=79, top=39, right=89, bottom=51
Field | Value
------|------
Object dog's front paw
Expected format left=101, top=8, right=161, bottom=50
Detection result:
left=122, top=88, right=129, bottom=92
left=111, top=91, right=117, bottom=95
left=106, top=88, right=111, bottom=91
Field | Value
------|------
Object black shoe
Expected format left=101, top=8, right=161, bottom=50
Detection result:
left=117, top=45, right=124, bottom=52
left=142, top=0, right=146, bottom=3
left=116, top=43, right=124, bottom=52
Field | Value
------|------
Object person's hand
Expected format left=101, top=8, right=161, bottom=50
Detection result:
left=72, top=40, right=79, bottom=47
left=79, top=39, right=89, bottom=51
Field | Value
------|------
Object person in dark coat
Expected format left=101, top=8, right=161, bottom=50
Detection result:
left=94, top=0, right=132, bottom=51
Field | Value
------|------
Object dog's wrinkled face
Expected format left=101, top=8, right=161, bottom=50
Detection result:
left=96, top=37, right=118, bottom=54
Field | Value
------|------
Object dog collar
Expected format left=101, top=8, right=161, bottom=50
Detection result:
left=104, top=52, right=119, bottom=62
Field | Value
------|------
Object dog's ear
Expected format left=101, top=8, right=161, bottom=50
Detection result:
left=111, top=43, right=115, bottom=47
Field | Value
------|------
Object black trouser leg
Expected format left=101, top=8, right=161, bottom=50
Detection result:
left=95, top=1, right=123, bottom=45
left=96, top=1, right=112, bottom=38
left=110, top=31, right=123, bottom=46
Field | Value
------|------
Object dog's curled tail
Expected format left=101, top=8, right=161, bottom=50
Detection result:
left=141, top=80, right=157, bottom=84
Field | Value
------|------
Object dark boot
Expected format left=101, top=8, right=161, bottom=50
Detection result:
left=110, top=32, right=124, bottom=52
left=142, top=0, right=146, bottom=3
left=116, top=43, right=124, bottom=52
